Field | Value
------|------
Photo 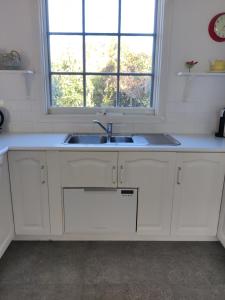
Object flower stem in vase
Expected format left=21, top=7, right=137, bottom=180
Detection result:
left=185, top=60, right=198, bottom=73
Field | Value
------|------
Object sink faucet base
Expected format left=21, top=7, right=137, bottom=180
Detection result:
left=93, top=120, right=113, bottom=138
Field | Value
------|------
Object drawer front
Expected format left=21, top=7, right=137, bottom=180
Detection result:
left=63, top=188, right=137, bottom=233
left=60, top=152, right=118, bottom=187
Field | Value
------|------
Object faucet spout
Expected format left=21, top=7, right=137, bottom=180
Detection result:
left=93, top=120, right=107, bottom=133
left=93, top=120, right=113, bottom=138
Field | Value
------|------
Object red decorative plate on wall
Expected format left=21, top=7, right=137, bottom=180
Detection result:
left=208, top=13, right=225, bottom=42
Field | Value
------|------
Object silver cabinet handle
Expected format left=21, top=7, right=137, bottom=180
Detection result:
left=177, top=167, right=182, bottom=184
left=112, top=165, right=117, bottom=184
left=119, top=165, right=124, bottom=184
left=0, top=155, right=3, bottom=177
left=40, top=165, right=47, bottom=184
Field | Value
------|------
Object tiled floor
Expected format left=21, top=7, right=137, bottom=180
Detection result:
left=0, top=241, right=225, bottom=299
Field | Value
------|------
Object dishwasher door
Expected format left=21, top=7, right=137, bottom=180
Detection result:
left=63, top=188, right=137, bottom=233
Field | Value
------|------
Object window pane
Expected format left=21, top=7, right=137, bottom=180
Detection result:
left=119, top=76, right=151, bottom=107
left=86, top=75, right=117, bottom=107
left=50, top=36, right=83, bottom=72
left=120, top=37, right=153, bottom=73
left=85, top=0, right=118, bottom=33
left=48, top=0, right=82, bottom=32
left=121, top=0, right=155, bottom=33
left=86, top=36, right=117, bottom=72
left=51, top=75, right=83, bottom=107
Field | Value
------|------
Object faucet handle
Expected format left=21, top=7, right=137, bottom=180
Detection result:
left=107, top=123, right=113, bottom=136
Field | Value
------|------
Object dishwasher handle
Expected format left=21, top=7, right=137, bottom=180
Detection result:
left=83, top=188, right=117, bottom=192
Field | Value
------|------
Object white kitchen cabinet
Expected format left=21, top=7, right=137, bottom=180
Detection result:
left=8, top=151, right=50, bottom=235
left=171, top=153, right=225, bottom=237
left=118, top=152, right=176, bottom=235
left=6, top=149, right=225, bottom=241
left=0, top=153, right=14, bottom=258
left=217, top=183, right=225, bottom=247
left=218, top=188, right=225, bottom=247
left=60, top=152, right=118, bottom=187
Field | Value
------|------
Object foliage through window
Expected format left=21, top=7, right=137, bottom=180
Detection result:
left=46, top=0, right=157, bottom=109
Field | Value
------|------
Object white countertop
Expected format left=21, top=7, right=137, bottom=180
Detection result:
left=1, top=133, right=225, bottom=152
left=0, top=146, right=8, bottom=156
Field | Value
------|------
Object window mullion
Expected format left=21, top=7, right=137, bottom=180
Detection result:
left=82, top=0, right=86, bottom=107
left=45, top=0, right=53, bottom=106
left=150, top=0, right=159, bottom=107
left=116, top=0, right=122, bottom=107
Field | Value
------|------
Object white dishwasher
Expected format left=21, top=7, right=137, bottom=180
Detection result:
left=63, top=188, right=137, bottom=233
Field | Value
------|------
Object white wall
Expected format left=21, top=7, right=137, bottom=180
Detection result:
left=0, top=0, right=225, bottom=134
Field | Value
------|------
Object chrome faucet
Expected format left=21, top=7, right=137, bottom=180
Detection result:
left=93, top=120, right=113, bottom=138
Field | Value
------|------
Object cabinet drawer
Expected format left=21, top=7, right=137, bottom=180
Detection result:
left=63, top=188, right=137, bottom=233
left=60, top=152, right=118, bottom=187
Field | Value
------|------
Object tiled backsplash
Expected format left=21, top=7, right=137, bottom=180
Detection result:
left=0, top=0, right=225, bottom=135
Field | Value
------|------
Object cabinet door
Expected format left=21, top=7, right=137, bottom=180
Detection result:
left=0, top=153, right=14, bottom=258
left=118, top=152, right=176, bottom=235
left=8, top=151, right=50, bottom=235
left=60, top=152, right=118, bottom=187
left=217, top=183, right=225, bottom=247
left=171, top=153, right=225, bottom=237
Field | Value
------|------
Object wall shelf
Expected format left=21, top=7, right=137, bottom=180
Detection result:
left=177, top=72, right=225, bottom=77
left=177, top=72, right=225, bottom=102
left=0, top=69, right=34, bottom=75
left=0, top=69, right=35, bottom=97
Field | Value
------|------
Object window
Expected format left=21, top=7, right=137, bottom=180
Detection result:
left=45, top=0, right=159, bottom=111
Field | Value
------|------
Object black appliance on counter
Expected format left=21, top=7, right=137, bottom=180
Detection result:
left=0, top=109, right=4, bottom=130
left=215, top=108, right=225, bottom=137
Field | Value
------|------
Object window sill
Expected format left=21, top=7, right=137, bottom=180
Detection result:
left=43, top=107, right=165, bottom=125
left=48, top=107, right=156, bottom=116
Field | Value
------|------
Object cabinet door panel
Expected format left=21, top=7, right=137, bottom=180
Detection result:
left=8, top=151, right=50, bottom=235
left=172, top=153, right=225, bottom=236
left=218, top=186, right=225, bottom=247
left=0, top=153, right=14, bottom=258
left=217, top=180, right=225, bottom=247
left=60, top=152, right=118, bottom=187
left=118, top=152, right=176, bottom=235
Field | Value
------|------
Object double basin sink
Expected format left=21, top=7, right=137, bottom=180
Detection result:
left=64, top=134, right=181, bottom=146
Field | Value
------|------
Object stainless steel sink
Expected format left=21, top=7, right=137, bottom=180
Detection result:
left=144, top=134, right=181, bottom=146
left=64, top=133, right=180, bottom=146
left=64, top=134, right=134, bottom=145
left=65, top=134, right=108, bottom=144
left=110, top=136, right=133, bottom=143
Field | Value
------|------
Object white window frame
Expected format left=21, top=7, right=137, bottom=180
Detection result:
left=38, top=0, right=167, bottom=117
